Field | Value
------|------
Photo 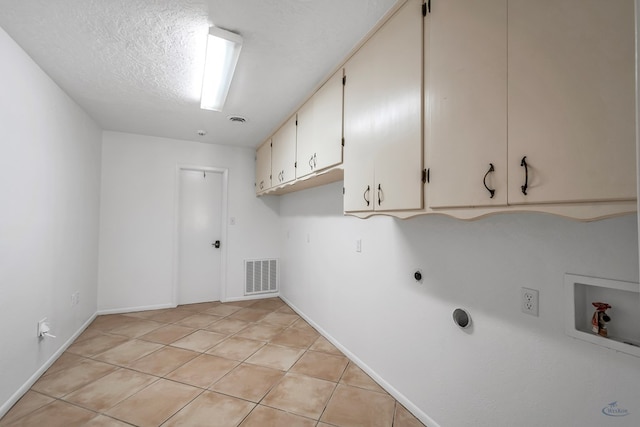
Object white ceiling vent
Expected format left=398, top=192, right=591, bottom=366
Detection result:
left=228, top=115, right=247, bottom=124
left=245, top=259, right=278, bottom=295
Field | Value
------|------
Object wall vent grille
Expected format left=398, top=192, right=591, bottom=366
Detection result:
left=245, top=259, right=278, bottom=295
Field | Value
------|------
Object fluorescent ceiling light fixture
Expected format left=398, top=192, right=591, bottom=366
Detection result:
left=200, top=26, right=243, bottom=111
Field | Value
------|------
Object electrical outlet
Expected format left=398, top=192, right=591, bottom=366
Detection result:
left=37, top=318, right=47, bottom=337
left=521, top=287, right=539, bottom=316
left=71, top=291, right=80, bottom=306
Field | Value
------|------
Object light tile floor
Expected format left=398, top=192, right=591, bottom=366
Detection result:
left=0, top=298, right=425, bottom=427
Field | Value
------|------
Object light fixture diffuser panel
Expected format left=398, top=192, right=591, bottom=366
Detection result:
left=200, top=27, right=243, bottom=111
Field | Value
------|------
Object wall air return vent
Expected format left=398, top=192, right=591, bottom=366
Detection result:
left=245, top=259, right=278, bottom=295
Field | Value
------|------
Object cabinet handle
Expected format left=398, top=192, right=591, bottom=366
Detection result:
left=309, top=155, right=314, bottom=170
left=520, top=156, right=528, bottom=195
left=260, top=180, right=264, bottom=190
left=313, top=153, right=317, bottom=168
left=483, top=163, right=496, bottom=199
left=377, top=184, right=383, bottom=206
left=363, top=185, right=370, bottom=206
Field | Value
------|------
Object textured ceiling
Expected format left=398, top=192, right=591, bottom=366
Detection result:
left=0, top=0, right=397, bottom=147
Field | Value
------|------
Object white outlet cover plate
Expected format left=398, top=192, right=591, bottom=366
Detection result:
left=521, top=287, right=539, bottom=316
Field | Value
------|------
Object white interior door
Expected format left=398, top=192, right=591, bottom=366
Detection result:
left=178, top=169, right=222, bottom=304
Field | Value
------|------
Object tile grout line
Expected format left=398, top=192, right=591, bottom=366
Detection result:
left=2, top=298, right=423, bottom=426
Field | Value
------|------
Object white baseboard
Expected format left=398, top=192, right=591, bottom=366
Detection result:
left=222, top=293, right=280, bottom=303
left=0, top=313, right=98, bottom=419
left=97, top=303, right=175, bottom=315
left=98, top=295, right=281, bottom=314
left=279, top=295, right=441, bottom=427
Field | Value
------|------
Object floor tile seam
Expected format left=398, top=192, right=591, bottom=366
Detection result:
left=316, top=380, right=342, bottom=425
left=109, top=318, right=168, bottom=328
left=118, top=342, right=174, bottom=366
left=241, top=359, right=293, bottom=373
left=56, top=375, right=163, bottom=415
left=98, top=414, right=138, bottom=426
left=244, top=365, right=291, bottom=407
left=15, top=395, right=102, bottom=423
left=57, top=369, right=163, bottom=400
left=160, top=373, right=227, bottom=391
left=93, top=362, right=168, bottom=385
left=203, top=387, right=265, bottom=407
left=40, top=354, right=94, bottom=378
left=338, top=380, right=388, bottom=395
left=146, top=386, right=207, bottom=427
left=308, top=347, right=345, bottom=357
left=254, top=404, right=321, bottom=425
left=141, top=355, right=200, bottom=380
left=252, top=348, right=328, bottom=415
left=235, top=402, right=258, bottom=427
left=333, top=361, right=351, bottom=385
left=32, top=364, right=120, bottom=399
left=270, top=341, right=314, bottom=351
left=167, top=332, right=232, bottom=354
left=90, top=343, right=167, bottom=367
left=137, top=352, right=205, bottom=384
left=73, top=329, right=120, bottom=343
left=391, top=400, right=401, bottom=427
left=257, top=401, right=322, bottom=423
left=0, top=395, right=60, bottom=426
left=205, top=340, right=267, bottom=362
left=289, top=357, right=349, bottom=383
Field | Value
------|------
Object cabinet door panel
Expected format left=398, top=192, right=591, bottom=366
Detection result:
left=344, top=149, right=375, bottom=211
left=428, top=0, right=507, bottom=208
left=344, top=0, right=423, bottom=212
left=297, top=70, right=343, bottom=179
left=508, top=0, right=636, bottom=204
left=255, top=140, right=271, bottom=194
left=271, top=115, right=297, bottom=186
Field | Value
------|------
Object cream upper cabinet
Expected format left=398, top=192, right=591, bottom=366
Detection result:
left=255, top=140, right=272, bottom=194
left=271, top=115, right=297, bottom=186
left=507, top=0, right=636, bottom=205
left=344, top=0, right=423, bottom=212
left=427, top=0, right=635, bottom=211
left=428, top=0, right=507, bottom=209
left=297, top=70, right=344, bottom=179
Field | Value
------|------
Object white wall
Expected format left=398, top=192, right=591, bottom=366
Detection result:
left=0, top=27, right=102, bottom=414
left=98, top=132, right=280, bottom=311
left=279, top=181, right=640, bottom=427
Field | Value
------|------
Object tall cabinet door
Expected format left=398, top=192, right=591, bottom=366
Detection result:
left=271, top=115, right=297, bottom=186
left=297, top=70, right=344, bottom=179
left=344, top=0, right=423, bottom=212
left=255, top=140, right=272, bottom=194
left=428, top=0, right=507, bottom=208
left=508, top=0, right=636, bottom=205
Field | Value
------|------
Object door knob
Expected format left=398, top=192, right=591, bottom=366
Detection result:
left=212, top=240, right=221, bottom=248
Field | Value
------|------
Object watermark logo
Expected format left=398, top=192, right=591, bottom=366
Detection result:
left=602, top=402, right=629, bottom=417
